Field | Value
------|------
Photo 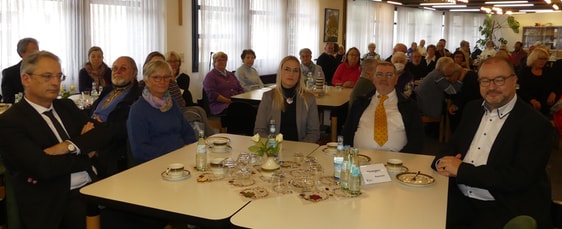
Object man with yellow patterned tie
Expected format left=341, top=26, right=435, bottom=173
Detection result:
left=342, top=61, right=423, bottom=153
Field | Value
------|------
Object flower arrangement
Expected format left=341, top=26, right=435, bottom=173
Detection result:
left=248, top=133, right=283, bottom=157
left=60, top=85, right=76, bottom=99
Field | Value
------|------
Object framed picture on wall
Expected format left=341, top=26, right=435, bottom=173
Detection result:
left=324, top=8, right=339, bottom=42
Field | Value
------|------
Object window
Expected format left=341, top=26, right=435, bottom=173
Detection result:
left=0, top=0, right=164, bottom=89
left=197, top=0, right=319, bottom=75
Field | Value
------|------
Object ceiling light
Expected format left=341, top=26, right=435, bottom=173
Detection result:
left=519, top=9, right=554, bottom=12
left=506, top=10, right=513, bottom=14
left=493, top=4, right=534, bottom=7
left=387, top=1, right=402, bottom=5
left=420, top=2, right=456, bottom=6
left=433, top=5, right=467, bottom=8
left=423, top=7, right=436, bottom=10
left=449, top=9, right=481, bottom=11
left=545, top=0, right=552, bottom=4
left=485, top=1, right=528, bottom=4
left=553, top=4, right=560, bottom=10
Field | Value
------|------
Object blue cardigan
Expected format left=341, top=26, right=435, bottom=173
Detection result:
left=127, top=98, right=196, bottom=163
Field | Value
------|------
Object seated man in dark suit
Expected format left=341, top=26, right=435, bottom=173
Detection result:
left=406, top=50, right=429, bottom=81
left=90, top=56, right=142, bottom=177
left=0, top=51, right=110, bottom=229
left=1, top=37, right=39, bottom=103
left=342, top=61, right=423, bottom=153
left=433, top=57, right=553, bottom=228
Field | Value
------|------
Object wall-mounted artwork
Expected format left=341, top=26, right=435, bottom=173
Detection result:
left=324, top=8, right=339, bottom=42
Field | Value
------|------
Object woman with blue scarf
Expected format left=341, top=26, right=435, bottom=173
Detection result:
left=127, top=60, right=196, bottom=163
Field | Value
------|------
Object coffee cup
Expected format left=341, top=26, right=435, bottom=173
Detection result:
left=325, top=142, right=337, bottom=154
left=210, top=158, right=225, bottom=174
left=386, top=159, right=403, bottom=172
left=212, top=139, right=228, bottom=153
left=166, top=163, right=185, bottom=177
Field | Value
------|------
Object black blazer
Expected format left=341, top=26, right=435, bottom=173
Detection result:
left=0, top=98, right=110, bottom=228
left=432, top=98, right=553, bottom=228
left=1, top=61, right=24, bottom=103
left=342, top=90, right=424, bottom=153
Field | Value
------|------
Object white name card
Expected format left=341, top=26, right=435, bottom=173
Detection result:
left=360, top=163, right=391, bottom=184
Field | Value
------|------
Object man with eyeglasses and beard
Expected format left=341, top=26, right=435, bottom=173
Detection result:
left=90, top=56, right=142, bottom=177
left=0, top=51, right=110, bottom=229
left=432, top=56, right=553, bottom=229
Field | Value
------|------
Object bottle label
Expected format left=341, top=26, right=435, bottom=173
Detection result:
left=351, top=165, right=360, bottom=176
left=333, top=157, right=343, bottom=180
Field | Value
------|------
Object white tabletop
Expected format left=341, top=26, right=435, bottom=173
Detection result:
left=230, top=146, right=448, bottom=229
left=80, top=134, right=319, bottom=221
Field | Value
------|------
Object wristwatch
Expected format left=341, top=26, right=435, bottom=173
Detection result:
left=66, top=141, right=76, bottom=153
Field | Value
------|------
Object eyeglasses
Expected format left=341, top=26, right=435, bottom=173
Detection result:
left=150, top=75, right=173, bottom=82
left=374, top=72, right=396, bottom=78
left=283, top=67, right=300, bottom=74
left=478, top=75, right=514, bottom=87
left=28, top=73, right=66, bottom=82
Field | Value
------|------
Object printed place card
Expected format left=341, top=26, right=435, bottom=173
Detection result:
left=360, top=163, right=391, bottom=184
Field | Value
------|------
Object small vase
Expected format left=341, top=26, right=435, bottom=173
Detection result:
left=261, top=156, right=280, bottom=171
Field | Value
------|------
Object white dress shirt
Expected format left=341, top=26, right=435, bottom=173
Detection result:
left=25, top=97, right=92, bottom=190
left=457, top=95, right=517, bottom=201
left=354, top=89, right=407, bottom=151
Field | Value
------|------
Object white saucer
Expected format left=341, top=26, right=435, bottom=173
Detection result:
left=161, top=170, right=191, bottom=181
left=209, top=144, right=232, bottom=153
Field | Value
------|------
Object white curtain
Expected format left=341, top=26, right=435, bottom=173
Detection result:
left=346, top=0, right=394, bottom=60
left=445, top=12, right=486, bottom=52
left=199, top=0, right=319, bottom=76
left=0, top=0, right=164, bottom=89
left=396, top=7, right=443, bottom=48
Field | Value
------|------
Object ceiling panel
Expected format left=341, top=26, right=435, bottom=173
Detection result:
left=387, top=0, right=561, bottom=13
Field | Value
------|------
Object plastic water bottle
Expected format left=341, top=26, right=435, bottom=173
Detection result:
left=333, top=135, right=344, bottom=181
left=349, top=148, right=362, bottom=195
left=306, top=72, right=315, bottom=91
left=196, top=130, right=207, bottom=171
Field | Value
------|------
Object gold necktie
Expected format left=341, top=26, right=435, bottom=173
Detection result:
left=374, top=95, right=388, bottom=146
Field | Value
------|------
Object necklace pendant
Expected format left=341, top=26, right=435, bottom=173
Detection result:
left=286, top=97, right=294, bottom=104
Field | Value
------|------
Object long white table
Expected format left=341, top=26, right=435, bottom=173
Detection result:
left=80, top=134, right=319, bottom=227
left=230, top=146, right=448, bottom=229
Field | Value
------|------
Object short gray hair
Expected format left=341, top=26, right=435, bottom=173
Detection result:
left=143, top=60, right=172, bottom=81
left=17, top=37, right=38, bottom=57
left=20, top=50, right=59, bottom=76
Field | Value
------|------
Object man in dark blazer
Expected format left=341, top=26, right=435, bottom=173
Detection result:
left=433, top=56, right=553, bottom=229
left=1, top=37, right=39, bottom=103
left=0, top=51, right=110, bottom=229
left=342, top=61, right=423, bottom=153
left=90, top=56, right=141, bottom=177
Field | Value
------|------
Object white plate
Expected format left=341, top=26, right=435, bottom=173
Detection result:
left=385, top=164, right=409, bottom=174
left=161, top=169, right=191, bottom=181
left=208, top=145, right=232, bottom=153
left=396, top=172, right=435, bottom=187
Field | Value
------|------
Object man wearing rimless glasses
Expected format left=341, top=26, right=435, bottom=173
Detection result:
left=0, top=51, right=110, bottom=228
left=433, top=56, right=553, bottom=228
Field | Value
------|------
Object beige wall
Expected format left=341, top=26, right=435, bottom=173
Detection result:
left=318, top=0, right=345, bottom=52
left=495, top=12, right=562, bottom=51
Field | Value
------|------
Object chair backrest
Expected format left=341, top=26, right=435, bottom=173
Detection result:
left=225, top=101, right=257, bottom=136
left=503, top=215, right=537, bottom=229
left=198, top=89, right=212, bottom=117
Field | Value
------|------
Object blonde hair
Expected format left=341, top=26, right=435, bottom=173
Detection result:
left=273, top=56, right=309, bottom=112
left=526, top=48, right=549, bottom=67
left=212, top=51, right=228, bottom=67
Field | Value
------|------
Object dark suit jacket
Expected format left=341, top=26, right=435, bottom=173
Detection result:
left=90, top=81, right=141, bottom=177
left=0, top=98, right=110, bottom=229
left=342, top=90, right=424, bottom=153
left=432, top=98, right=553, bottom=228
left=1, top=61, right=23, bottom=103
